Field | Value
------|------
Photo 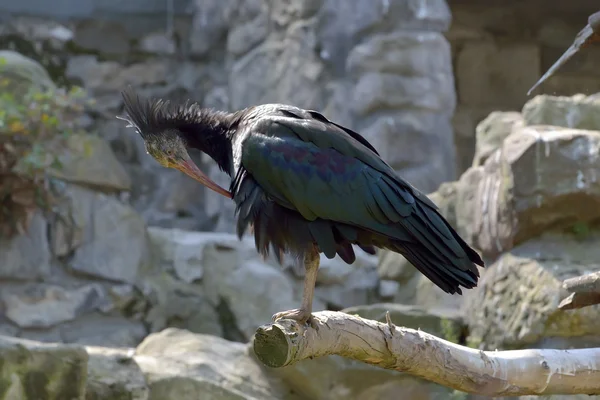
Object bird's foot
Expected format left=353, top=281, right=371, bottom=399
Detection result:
left=272, top=308, right=318, bottom=330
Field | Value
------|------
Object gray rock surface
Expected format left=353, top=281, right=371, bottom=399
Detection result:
left=134, top=328, right=301, bottom=400
left=2, top=283, right=108, bottom=329
left=472, top=111, right=524, bottom=167
left=0, top=335, right=88, bottom=399
left=86, top=346, right=149, bottom=400
left=0, top=213, right=51, bottom=280
left=522, top=94, right=600, bottom=131
left=68, top=186, right=151, bottom=284
left=464, top=232, right=600, bottom=350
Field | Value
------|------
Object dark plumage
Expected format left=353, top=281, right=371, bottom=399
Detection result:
left=119, top=86, right=485, bottom=325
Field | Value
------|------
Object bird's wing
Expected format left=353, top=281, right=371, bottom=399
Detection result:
left=239, top=110, right=466, bottom=259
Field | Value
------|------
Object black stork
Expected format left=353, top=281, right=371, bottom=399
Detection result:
left=118, top=86, right=485, bottom=327
left=528, top=10, right=600, bottom=95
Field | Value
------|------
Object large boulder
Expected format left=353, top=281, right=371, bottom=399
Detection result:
left=522, top=94, right=600, bottom=131
left=472, top=111, right=524, bottom=167
left=0, top=213, right=51, bottom=280
left=134, top=328, right=300, bottom=400
left=49, top=133, right=132, bottom=192
left=454, top=124, right=600, bottom=260
left=86, top=346, right=149, bottom=400
left=0, top=50, right=56, bottom=94
left=0, top=335, right=88, bottom=399
left=57, top=185, right=152, bottom=284
left=464, top=232, right=600, bottom=350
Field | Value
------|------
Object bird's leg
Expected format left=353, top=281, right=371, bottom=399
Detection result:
left=272, top=249, right=319, bottom=328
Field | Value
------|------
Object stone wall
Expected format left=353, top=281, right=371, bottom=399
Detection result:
left=448, top=0, right=600, bottom=173
left=3, top=0, right=599, bottom=181
left=0, top=0, right=459, bottom=232
left=380, top=93, right=600, bottom=361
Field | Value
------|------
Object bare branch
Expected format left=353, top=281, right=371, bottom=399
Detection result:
left=527, top=10, right=600, bottom=95
left=559, top=271, right=600, bottom=310
left=253, top=311, right=600, bottom=397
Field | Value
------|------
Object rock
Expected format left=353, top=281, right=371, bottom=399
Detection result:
left=378, top=280, right=400, bottom=298
left=456, top=42, right=540, bottom=108
left=342, top=29, right=456, bottom=192
left=226, top=0, right=268, bottom=57
left=315, top=265, right=379, bottom=310
left=464, top=232, right=600, bottom=350
left=0, top=318, right=20, bottom=337
left=18, top=326, right=63, bottom=343
left=139, top=32, right=176, bottom=55
left=104, top=284, right=139, bottom=313
left=203, top=86, right=230, bottom=110
left=413, top=274, right=465, bottom=311
left=269, top=0, right=323, bottom=28
left=65, top=185, right=151, bottom=284
left=274, top=354, right=452, bottom=400
left=472, top=111, right=524, bottom=167
left=134, top=328, right=300, bottom=400
left=148, top=228, right=243, bottom=279
left=347, top=31, right=453, bottom=81
left=344, top=303, right=464, bottom=341
left=61, top=314, right=147, bottom=347
left=209, top=257, right=300, bottom=339
left=86, top=346, right=149, bottom=400
left=0, top=50, right=56, bottom=93
left=72, top=20, right=131, bottom=55
left=1, top=283, right=109, bottom=329
left=316, top=0, right=451, bottom=72
left=204, top=163, right=236, bottom=232
left=65, top=56, right=168, bottom=94
left=352, top=72, right=455, bottom=116
left=522, top=94, right=600, bottom=131
left=142, top=273, right=223, bottom=339
left=317, top=249, right=377, bottom=285
left=49, top=133, right=132, bottom=192
left=359, top=112, right=456, bottom=190
left=227, top=12, right=269, bottom=57
left=377, top=249, right=416, bottom=283
left=0, top=212, right=51, bottom=280
left=230, top=19, right=326, bottom=111
left=452, top=105, right=498, bottom=173
left=455, top=125, right=600, bottom=259
left=189, top=0, right=235, bottom=56
left=0, top=17, right=74, bottom=49
left=0, top=335, right=88, bottom=399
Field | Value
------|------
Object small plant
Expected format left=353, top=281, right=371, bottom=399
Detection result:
left=0, top=57, right=89, bottom=239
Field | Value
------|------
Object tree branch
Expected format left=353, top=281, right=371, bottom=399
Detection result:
left=253, top=311, right=600, bottom=397
left=559, top=271, right=600, bottom=310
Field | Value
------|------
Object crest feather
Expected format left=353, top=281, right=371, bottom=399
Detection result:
left=117, top=86, right=202, bottom=139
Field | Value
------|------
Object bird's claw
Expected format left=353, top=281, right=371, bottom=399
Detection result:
left=272, top=308, right=319, bottom=330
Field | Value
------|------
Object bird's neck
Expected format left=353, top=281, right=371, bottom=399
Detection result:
left=184, top=110, right=237, bottom=176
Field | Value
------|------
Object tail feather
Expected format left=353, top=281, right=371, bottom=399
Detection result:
left=381, top=196, right=484, bottom=295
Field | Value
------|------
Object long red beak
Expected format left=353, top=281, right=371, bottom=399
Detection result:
left=177, top=155, right=232, bottom=199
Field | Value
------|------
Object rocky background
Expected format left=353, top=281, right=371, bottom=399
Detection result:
left=448, top=0, right=600, bottom=172
left=1, top=0, right=600, bottom=399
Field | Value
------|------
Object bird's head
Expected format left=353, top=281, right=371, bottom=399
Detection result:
left=118, top=86, right=232, bottom=198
